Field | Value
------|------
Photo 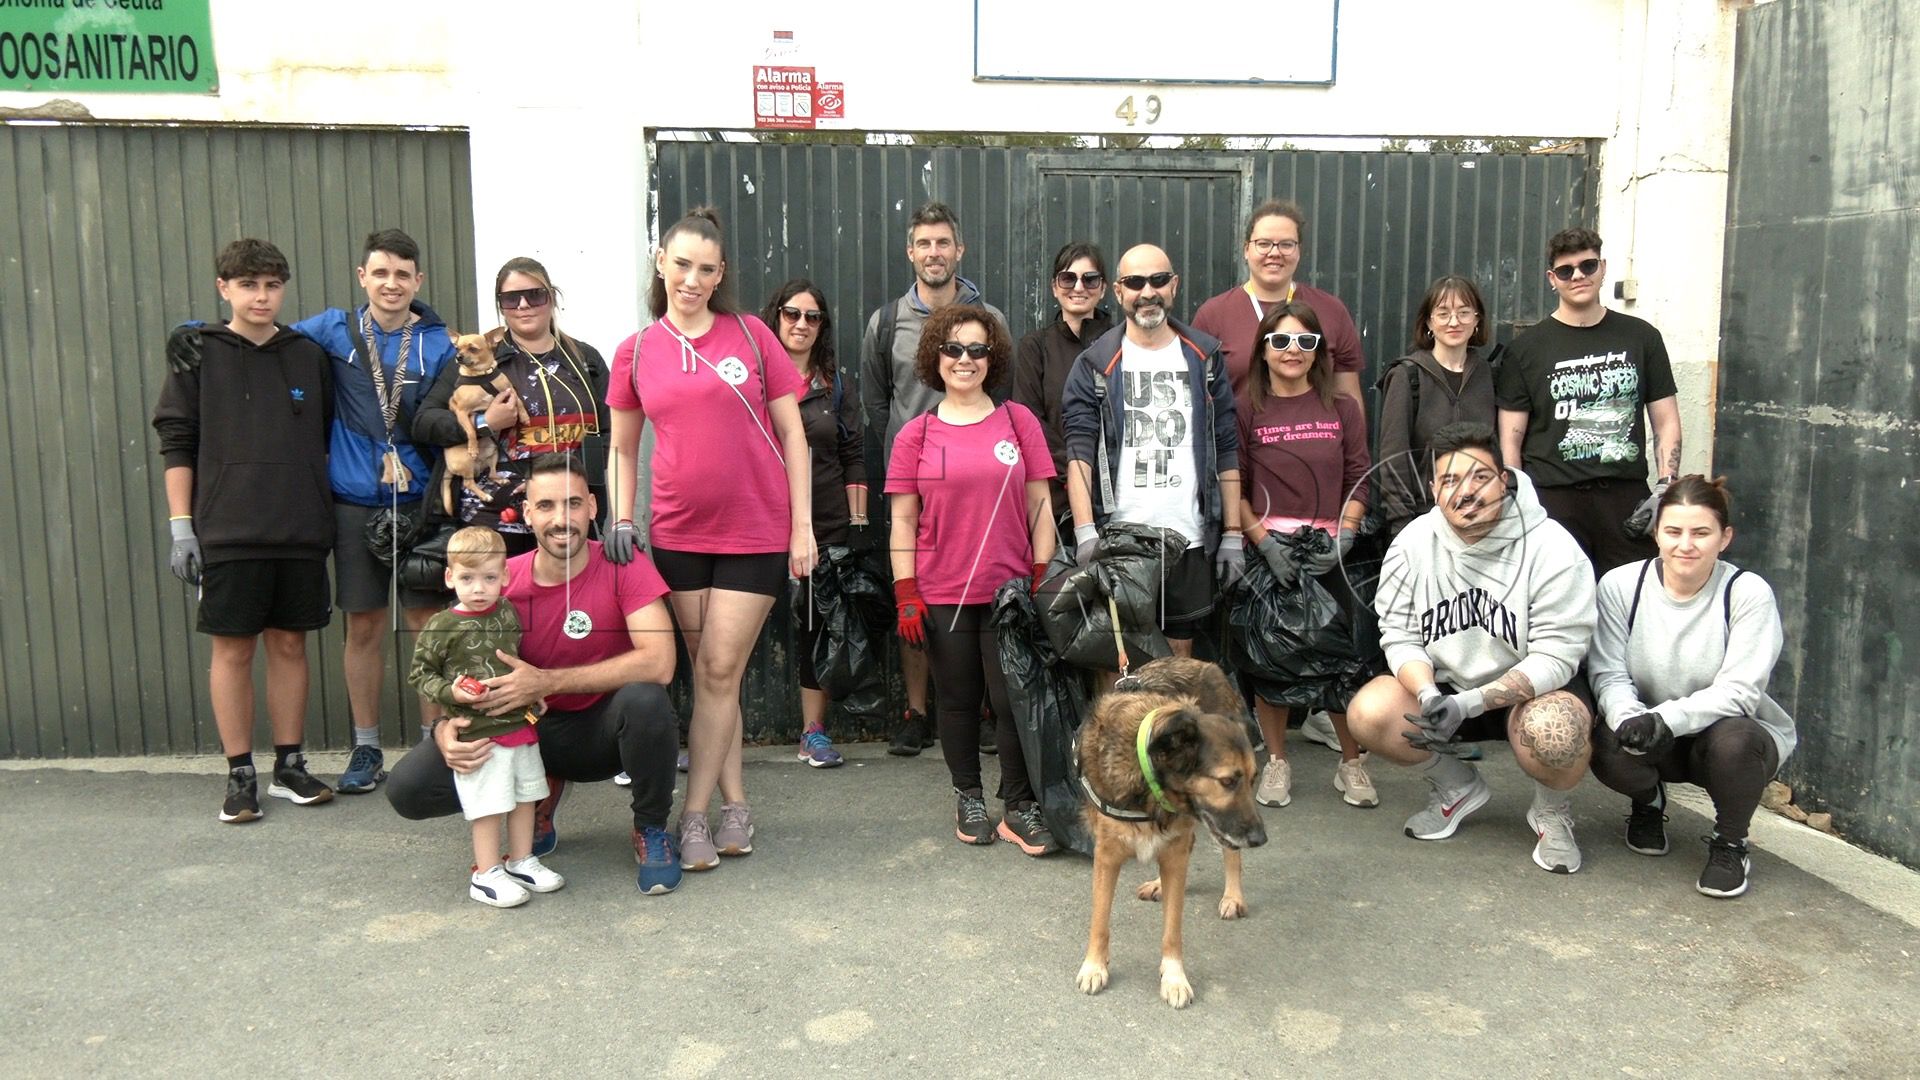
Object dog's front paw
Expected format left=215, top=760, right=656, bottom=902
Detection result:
left=1075, top=960, right=1110, bottom=995
left=1218, top=893, right=1247, bottom=920
left=1135, top=878, right=1163, bottom=902
left=1159, top=961, right=1193, bottom=1009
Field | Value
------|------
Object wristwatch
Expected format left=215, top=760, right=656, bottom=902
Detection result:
left=472, top=411, right=491, bottom=435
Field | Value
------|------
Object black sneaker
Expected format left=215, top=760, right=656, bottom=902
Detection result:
left=979, top=709, right=998, bottom=756
left=1697, top=835, right=1752, bottom=898
left=219, top=768, right=262, bottom=824
left=889, top=708, right=933, bottom=757
left=954, top=790, right=995, bottom=846
left=1625, top=787, right=1669, bottom=855
left=996, top=802, right=1057, bottom=856
left=267, top=754, right=334, bottom=806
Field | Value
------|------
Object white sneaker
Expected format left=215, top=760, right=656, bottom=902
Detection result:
left=613, top=771, right=632, bottom=787
left=469, top=864, right=530, bottom=908
left=1301, top=710, right=1341, bottom=750
left=1527, top=802, right=1583, bottom=874
left=1333, top=757, right=1379, bottom=808
left=1404, top=765, right=1489, bottom=840
left=1256, top=756, right=1292, bottom=807
left=503, top=854, right=566, bottom=893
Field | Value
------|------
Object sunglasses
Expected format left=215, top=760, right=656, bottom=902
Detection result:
left=1264, top=331, right=1322, bottom=352
left=1115, top=271, right=1176, bottom=291
left=1053, top=270, right=1106, bottom=290
left=1548, top=257, right=1601, bottom=281
left=779, top=305, right=825, bottom=325
left=498, top=287, right=552, bottom=310
left=938, top=341, right=992, bottom=360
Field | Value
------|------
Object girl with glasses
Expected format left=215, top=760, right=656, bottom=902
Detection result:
left=1375, top=275, right=1499, bottom=538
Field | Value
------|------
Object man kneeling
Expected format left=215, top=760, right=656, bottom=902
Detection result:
left=1348, top=423, right=1598, bottom=873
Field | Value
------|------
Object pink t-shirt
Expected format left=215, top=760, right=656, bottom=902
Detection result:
left=1191, top=282, right=1365, bottom=400
left=504, top=541, right=671, bottom=713
left=884, top=402, right=1057, bottom=607
left=607, top=314, right=807, bottom=553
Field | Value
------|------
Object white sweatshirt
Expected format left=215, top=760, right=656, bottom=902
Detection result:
left=1376, top=469, right=1596, bottom=694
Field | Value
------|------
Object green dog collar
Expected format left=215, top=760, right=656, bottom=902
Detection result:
left=1135, top=707, right=1176, bottom=814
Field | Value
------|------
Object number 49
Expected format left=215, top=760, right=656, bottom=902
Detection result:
left=1115, top=94, right=1163, bottom=127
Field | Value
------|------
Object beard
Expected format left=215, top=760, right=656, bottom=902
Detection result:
left=1127, top=298, right=1168, bottom=331
left=538, top=524, right=586, bottom=561
left=916, top=262, right=953, bottom=289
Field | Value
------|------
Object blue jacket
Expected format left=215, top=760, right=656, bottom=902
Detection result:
left=293, top=303, right=455, bottom=506
left=1060, top=317, right=1240, bottom=552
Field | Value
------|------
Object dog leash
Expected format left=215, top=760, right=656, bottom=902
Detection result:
left=1075, top=706, right=1174, bottom=821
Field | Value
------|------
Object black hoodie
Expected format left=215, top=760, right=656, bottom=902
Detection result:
left=152, top=324, right=335, bottom=562
left=1374, top=346, right=1498, bottom=530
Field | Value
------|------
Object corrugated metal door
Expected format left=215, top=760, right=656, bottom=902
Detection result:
left=0, top=121, right=477, bottom=757
left=652, top=136, right=1593, bottom=741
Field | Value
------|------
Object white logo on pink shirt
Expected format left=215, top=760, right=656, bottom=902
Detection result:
left=993, top=439, right=1020, bottom=466
left=563, top=610, right=592, bottom=639
left=715, top=356, right=750, bottom=386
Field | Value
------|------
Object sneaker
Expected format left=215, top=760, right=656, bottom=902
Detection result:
left=1301, top=710, right=1340, bottom=751
left=679, top=812, right=720, bottom=870
left=955, top=790, right=995, bottom=846
left=1625, top=787, right=1669, bottom=855
left=996, top=802, right=1057, bottom=856
left=1333, top=757, right=1379, bottom=808
left=1404, top=765, right=1490, bottom=840
left=633, top=825, right=682, bottom=895
left=797, top=730, right=845, bottom=768
left=267, top=754, right=334, bottom=806
left=889, top=708, right=934, bottom=757
left=531, top=778, right=567, bottom=859
left=613, top=771, right=632, bottom=787
left=337, top=744, right=386, bottom=793
left=1526, top=802, right=1583, bottom=874
left=980, top=710, right=998, bottom=755
left=715, top=802, right=754, bottom=856
left=1255, top=756, right=1292, bottom=808
left=218, top=769, right=262, bottom=824
left=503, top=854, right=565, bottom=893
left=469, top=864, right=530, bottom=908
left=1697, top=835, right=1752, bottom=898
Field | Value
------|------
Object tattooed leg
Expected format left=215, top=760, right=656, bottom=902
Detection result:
left=1510, top=691, right=1592, bottom=785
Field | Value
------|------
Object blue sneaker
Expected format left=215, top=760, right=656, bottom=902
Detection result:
left=634, top=825, right=682, bottom=895
left=337, top=744, right=386, bottom=794
left=531, top=778, right=566, bottom=858
left=797, top=730, right=844, bottom=768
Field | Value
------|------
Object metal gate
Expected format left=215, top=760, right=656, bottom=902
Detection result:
left=652, top=135, right=1594, bottom=740
left=0, top=121, right=477, bottom=757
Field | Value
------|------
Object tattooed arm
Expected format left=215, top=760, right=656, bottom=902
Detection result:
left=1474, top=669, right=1537, bottom=711
left=1648, top=396, right=1682, bottom=480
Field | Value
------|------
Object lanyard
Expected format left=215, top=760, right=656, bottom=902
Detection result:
left=358, top=308, right=415, bottom=437
left=1244, top=281, right=1295, bottom=322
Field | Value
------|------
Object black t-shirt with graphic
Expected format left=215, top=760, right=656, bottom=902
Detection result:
left=1495, top=310, right=1678, bottom=487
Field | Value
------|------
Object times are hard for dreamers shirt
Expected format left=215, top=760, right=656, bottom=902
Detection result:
left=1110, top=336, right=1204, bottom=548
left=885, top=402, right=1056, bottom=607
left=504, top=540, right=670, bottom=713
left=1494, top=310, right=1678, bottom=487
left=608, top=314, right=808, bottom=553
left=1238, top=390, right=1370, bottom=533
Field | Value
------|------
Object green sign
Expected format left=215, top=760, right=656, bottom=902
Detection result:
left=0, top=0, right=217, bottom=94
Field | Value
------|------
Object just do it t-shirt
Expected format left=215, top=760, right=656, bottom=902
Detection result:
left=1110, top=337, right=1204, bottom=548
left=608, top=314, right=807, bottom=553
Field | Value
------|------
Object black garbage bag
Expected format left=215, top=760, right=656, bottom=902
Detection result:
left=992, top=578, right=1093, bottom=856
left=795, top=544, right=891, bottom=701
left=1035, top=522, right=1188, bottom=672
left=1227, top=527, right=1369, bottom=712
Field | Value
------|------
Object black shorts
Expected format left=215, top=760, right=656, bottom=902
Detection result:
left=333, top=501, right=449, bottom=613
left=1156, top=545, right=1216, bottom=637
left=651, top=548, right=788, bottom=598
left=1443, top=667, right=1596, bottom=742
left=197, top=557, right=332, bottom=636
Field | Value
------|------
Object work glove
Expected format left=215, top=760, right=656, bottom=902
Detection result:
left=604, top=519, right=641, bottom=565
left=1403, top=685, right=1486, bottom=754
left=894, top=577, right=928, bottom=647
left=165, top=323, right=205, bottom=374
left=1615, top=711, right=1675, bottom=758
left=1072, top=523, right=1099, bottom=566
left=1298, top=528, right=1341, bottom=577
left=168, top=518, right=203, bottom=585
left=1623, top=477, right=1673, bottom=540
left=1255, top=532, right=1298, bottom=588
left=1214, top=533, right=1246, bottom=591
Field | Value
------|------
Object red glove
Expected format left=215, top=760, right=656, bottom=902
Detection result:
left=895, top=577, right=927, bottom=647
left=1031, top=562, right=1048, bottom=597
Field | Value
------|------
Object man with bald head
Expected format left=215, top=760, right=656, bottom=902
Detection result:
left=1061, top=245, right=1242, bottom=681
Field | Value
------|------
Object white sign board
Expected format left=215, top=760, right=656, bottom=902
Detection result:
left=973, top=0, right=1339, bottom=85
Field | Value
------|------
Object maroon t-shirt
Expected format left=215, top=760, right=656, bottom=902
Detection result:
left=1192, top=283, right=1365, bottom=400
left=1236, top=391, right=1371, bottom=531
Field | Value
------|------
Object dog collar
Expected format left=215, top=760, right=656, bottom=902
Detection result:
left=1135, top=708, right=1176, bottom=814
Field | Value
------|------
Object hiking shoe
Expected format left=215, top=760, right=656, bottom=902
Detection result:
left=1334, top=757, right=1379, bottom=808
left=955, top=790, right=995, bottom=846
left=469, top=864, right=530, bottom=908
left=679, top=812, right=719, bottom=870
left=797, top=730, right=844, bottom=768
left=1404, top=765, right=1490, bottom=840
left=715, top=802, right=754, bottom=856
left=218, top=769, right=262, bottom=824
left=1301, top=710, right=1340, bottom=751
left=613, top=771, right=632, bottom=786
left=889, top=708, right=934, bottom=757
left=997, top=802, right=1057, bottom=856
left=1697, top=835, right=1752, bottom=898
left=634, top=825, right=682, bottom=895
left=267, top=754, right=334, bottom=806
left=1256, top=756, right=1292, bottom=807
left=337, top=744, right=386, bottom=793
left=1626, top=788, right=1669, bottom=855
left=980, top=710, right=998, bottom=755
left=1526, top=802, right=1583, bottom=874
left=531, top=778, right=566, bottom=858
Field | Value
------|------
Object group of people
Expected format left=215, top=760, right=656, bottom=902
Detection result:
left=154, top=199, right=1795, bottom=907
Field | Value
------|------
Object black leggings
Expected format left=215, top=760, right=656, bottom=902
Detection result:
left=1589, top=714, right=1781, bottom=841
left=925, top=603, right=1032, bottom=804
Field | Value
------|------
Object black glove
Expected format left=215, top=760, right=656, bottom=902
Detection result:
left=167, top=518, right=202, bottom=585
left=1298, top=528, right=1340, bottom=577
left=1615, top=711, right=1674, bottom=758
left=1215, top=533, right=1246, bottom=590
left=605, top=519, right=641, bottom=565
left=1623, top=477, right=1673, bottom=540
left=165, top=323, right=205, bottom=375
left=1255, top=532, right=1298, bottom=588
left=1072, top=523, right=1099, bottom=566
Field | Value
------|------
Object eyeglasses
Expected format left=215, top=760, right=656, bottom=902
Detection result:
left=1053, top=270, right=1106, bottom=290
left=1548, top=257, right=1601, bottom=281
left=1263, top=331, right=1321, bottom=352
left=779, top=305, right=825, bottom=325
left=1249, top=239, right=1300, bottom=256
left=938, top=341, right=992, bottom=360
left=498, top=287, right=552, bottom=310
left=1115, top=271, right=1175, bottom=291
left=1431, top=308, right=1479, bottom=324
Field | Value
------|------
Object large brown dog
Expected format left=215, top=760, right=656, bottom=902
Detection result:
left=1075, top=658, right=1266, bottom=1009
left=441, top=328, right=528, bottom=514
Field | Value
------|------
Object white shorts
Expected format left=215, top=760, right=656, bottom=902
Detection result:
left=454, top=741, right=550, bottom=820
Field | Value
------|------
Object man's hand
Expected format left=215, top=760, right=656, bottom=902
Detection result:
left=895, top=577, right=927, bottom=647
left=435, top=716, right=494, bottom=775
left=605, top=519, right=640, bottom=564
left=1623, top=477, right=1673, bottom=539
left=1298, top=529, right=1340, bottom=577
left=1255, top=532, right=1297, bottom=588
left=1615, top=711, right=1674, bottom=758
left=1215, top=533, right=1246, bottom=590
left=165, top=323, right=204, bottom=375
left=168, top=518, right=202, bottom=585
left=1402, top=684, right=1486, bottom=753
left=482, top=650, right=556, bottom=716
left=1072, top=523, right=1099, bottom=566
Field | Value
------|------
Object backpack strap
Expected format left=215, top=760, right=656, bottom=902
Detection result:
left=1093, top=344, right=1122, bottom=513
left=733, top=314, right=767, bottom=414
left=1720, top=567, right=1747, bottom=641
left=1625, top=558, right=1656, bottom=636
